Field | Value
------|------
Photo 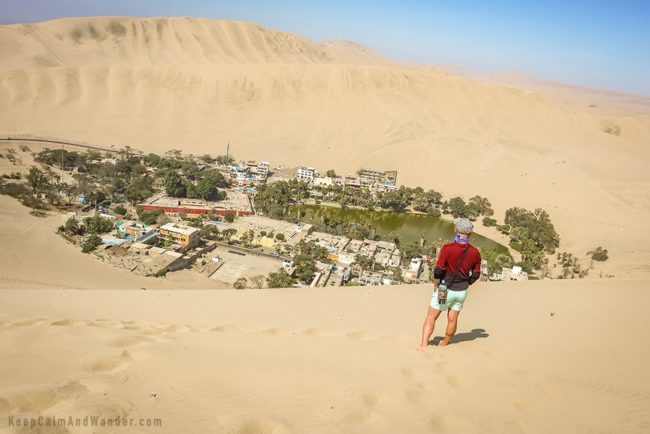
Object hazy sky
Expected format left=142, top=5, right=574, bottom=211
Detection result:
left=1, top=0, right=649, bottom=95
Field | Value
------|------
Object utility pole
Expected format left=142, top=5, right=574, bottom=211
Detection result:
left=226, top=140, right=230, bottom=159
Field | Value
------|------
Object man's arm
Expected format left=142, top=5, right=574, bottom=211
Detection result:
left=467, top=251, right=482, bottom=286
left=432, top=246, right=448, bottom=288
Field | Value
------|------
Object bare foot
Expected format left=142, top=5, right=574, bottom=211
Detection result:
left=438, top=338, right=451, bottom=347
left=417, top=343, right=428, bottom=351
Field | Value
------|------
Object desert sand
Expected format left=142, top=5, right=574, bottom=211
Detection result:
left=1, top=279, right=649, bottom=434
left=0, top=17, right=649, bottom=276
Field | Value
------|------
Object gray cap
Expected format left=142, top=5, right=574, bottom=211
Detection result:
left=455, top=218, right=474, bottom=234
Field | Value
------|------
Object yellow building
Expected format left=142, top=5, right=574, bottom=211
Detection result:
left=158, top=223, right=200, bottom=250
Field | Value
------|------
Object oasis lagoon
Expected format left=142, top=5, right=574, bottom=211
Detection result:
left=289, top=205, right=509, bottom=254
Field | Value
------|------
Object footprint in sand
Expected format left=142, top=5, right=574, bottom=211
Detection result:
left=86, top=351, right=131, bottom=373
left=86, top=319, right=121, bottom=328
left=341, top=409, right=372, bottom=425
left=107, top=335, right=151, bottom=348
left=262, top=327, right=285, bottom=336
left=238, top=418, right=291, bottom=434
left=405, top=388, right=425, bottom=404
left=513, top=399, right=537, bottom=412
left=51, top=319, right=77, bottom=326
left=362, top=391, right=378, bottom=407
left=211, top=324, right=241, bottom=332
left=12, top=318, right=44, bottom=327
left=446, top=375, right=476, bottom=390
left=2, top=380, right=88, bottom=413
left=340, top=393, right=378, bottom=425
left=346, top=331, right=371, bottom=340
left=163, top=324, right=191, bottom=333
left=302, top=328, right=335, bottom=337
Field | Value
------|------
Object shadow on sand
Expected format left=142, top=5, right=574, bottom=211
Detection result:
left=430, top=328, right=489, bottom=346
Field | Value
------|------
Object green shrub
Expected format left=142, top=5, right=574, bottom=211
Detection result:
left=482, top=217, right=497, bottom=227
left=83, top=216, right=114, bottom=234
left=81, top=234, right=102, bottom=253
left=589, top=247, right=609, bottom=262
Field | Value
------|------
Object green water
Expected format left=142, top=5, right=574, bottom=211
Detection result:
left=290, top=205, right=508, bottom=253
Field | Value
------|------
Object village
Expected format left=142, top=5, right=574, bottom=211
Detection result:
left=48, top=149, right=528, bottom=288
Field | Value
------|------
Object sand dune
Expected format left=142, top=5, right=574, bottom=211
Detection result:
left=1, top=279, right=649, bottom=433
left=1, top=17, right=649, bottom=276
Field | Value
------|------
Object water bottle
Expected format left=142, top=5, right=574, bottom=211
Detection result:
left=437, top=283, right=448, bottom=304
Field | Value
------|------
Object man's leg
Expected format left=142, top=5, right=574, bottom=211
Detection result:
left=419, top=307, right=441, bottom=350
left=439, top=309, right=460, bottom=346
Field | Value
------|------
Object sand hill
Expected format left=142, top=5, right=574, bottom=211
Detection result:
left=1, top=279, right=649, bottom=434
left=1, top=16, right=650, bottom=277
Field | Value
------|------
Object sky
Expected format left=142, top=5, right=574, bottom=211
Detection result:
left=1, top=0, right=649, bottom=95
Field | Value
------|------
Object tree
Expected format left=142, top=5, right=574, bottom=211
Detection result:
left=266, top=269, right=295, bottom=288
left=83, top=216, right=114, bottom=234
left=275, top=233, right=286, bottom=242
left=294, top=254, right=316, bottom=283
left=224, top=213, right=235, bottom=223
left=413, top=189, right=443, bottom=213
left=378, top=190, right=408, bottom=212
left=469, top=196, right=494, bottom=217
left=254, top=181, right=293, bottom=219
left=114, top=205, right=128, bottom=216
left=233, top=278, right=247, bottom=289
left=138, top=209, right=163, bottom=225
left=297, top=240, right=329, bottom=261
left=388, top=231, right=401, bottom=246
left=200, top=225, right=219, bottom=240
left=81, top=234, right=102, bottom=253
left=249, top=275, right=266, bottom=289
left=390, top=267, right=403, bottom=282
left=401, top=242, right=423, bottom=261
left=354, top=255, right=374, bottom=271
left=216, top=155, right=235, bottom=166
left=125, top=176, right=154, bottom=205
left=505, top=207, right=560, bottom=255
left=197, top=171, right=229, bottom=201
left=447, top=197, right=467, bottom=218
left=326, top=169, right=338, bottom=178
left=220, top=228, right=237, bottom=241
left=64, top=217, right=83, bottom=235
left=241, top=229, right=255, bottom=245
left=27, top=167, right=48, bottom=194
left=164, top=172, right=187, bottom=197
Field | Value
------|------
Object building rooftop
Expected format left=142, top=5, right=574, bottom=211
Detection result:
left=160, top=223, right=200, bottom=236
left=142, top=190, right=251, bottom=212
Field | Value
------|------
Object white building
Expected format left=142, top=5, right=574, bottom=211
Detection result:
left=313, top=176, right=334, bottom=187
left=257, top=161, right=270, bottom=178
left=296, top=166, right=316, bottom=182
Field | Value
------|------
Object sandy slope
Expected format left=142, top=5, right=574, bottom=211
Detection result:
left=1, top=17, right=649, bottom=276
left=1, top=279, right=649, bottom=434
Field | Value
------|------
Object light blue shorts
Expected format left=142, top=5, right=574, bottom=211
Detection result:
left=430, top=288, right=468, bottom=312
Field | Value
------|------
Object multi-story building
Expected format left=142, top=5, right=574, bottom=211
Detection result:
left=358, top=169, right=398, bottom=188
left=344, top=175, right=361, bottom=188
left=296, top=167, right=316, bottom=183
left=158, top=223, right=201, bottom=250
left=257, top=161, right=270, bottom=178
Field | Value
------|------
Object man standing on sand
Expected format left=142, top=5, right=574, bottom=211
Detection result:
left=419, top=218, right=482, bottom=349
